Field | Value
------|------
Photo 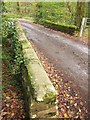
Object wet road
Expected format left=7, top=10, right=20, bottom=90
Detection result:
left=20, top=20, right=88, bottom=98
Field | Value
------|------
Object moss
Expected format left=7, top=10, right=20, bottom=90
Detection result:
left=21, top=40, right=30, bottom=49
left=43, top=92, right=56, bottom=104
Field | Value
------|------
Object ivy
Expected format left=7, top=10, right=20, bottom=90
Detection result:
left=2, top=17, right=24, bottom=74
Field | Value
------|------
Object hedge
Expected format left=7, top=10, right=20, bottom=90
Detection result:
left=40, top=20, right=79, bottom=35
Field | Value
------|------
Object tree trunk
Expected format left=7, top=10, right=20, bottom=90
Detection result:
left=16, top=2, right=20, bottom=13
left=87, top=2, right=90, bottom=18
left=75, top=1, right=86, bottom=28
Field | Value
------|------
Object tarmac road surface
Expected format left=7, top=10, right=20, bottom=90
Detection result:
left=20, top=20, right=88, bottom=100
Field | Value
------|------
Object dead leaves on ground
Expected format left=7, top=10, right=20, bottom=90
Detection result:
left=1, top=63, right=25, bottom=120
left=31, top=42, right=88, bottom=119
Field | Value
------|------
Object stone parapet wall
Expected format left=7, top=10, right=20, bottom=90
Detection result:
left=15, top=21, right=57, bottom=119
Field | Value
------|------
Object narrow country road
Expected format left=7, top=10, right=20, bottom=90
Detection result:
left=20, top=20, right=88, bottom=100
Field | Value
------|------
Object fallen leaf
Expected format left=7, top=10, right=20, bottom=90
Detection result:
left=64, top=113, right=69, bottom=118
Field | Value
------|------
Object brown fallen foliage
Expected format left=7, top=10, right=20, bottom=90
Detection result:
left=1, top=63, right=25, bottom=120
left=31, top=42, right=88, bottom=119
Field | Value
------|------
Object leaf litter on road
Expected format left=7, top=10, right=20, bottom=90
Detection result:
left=31, top=41, right=88, bottom=119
